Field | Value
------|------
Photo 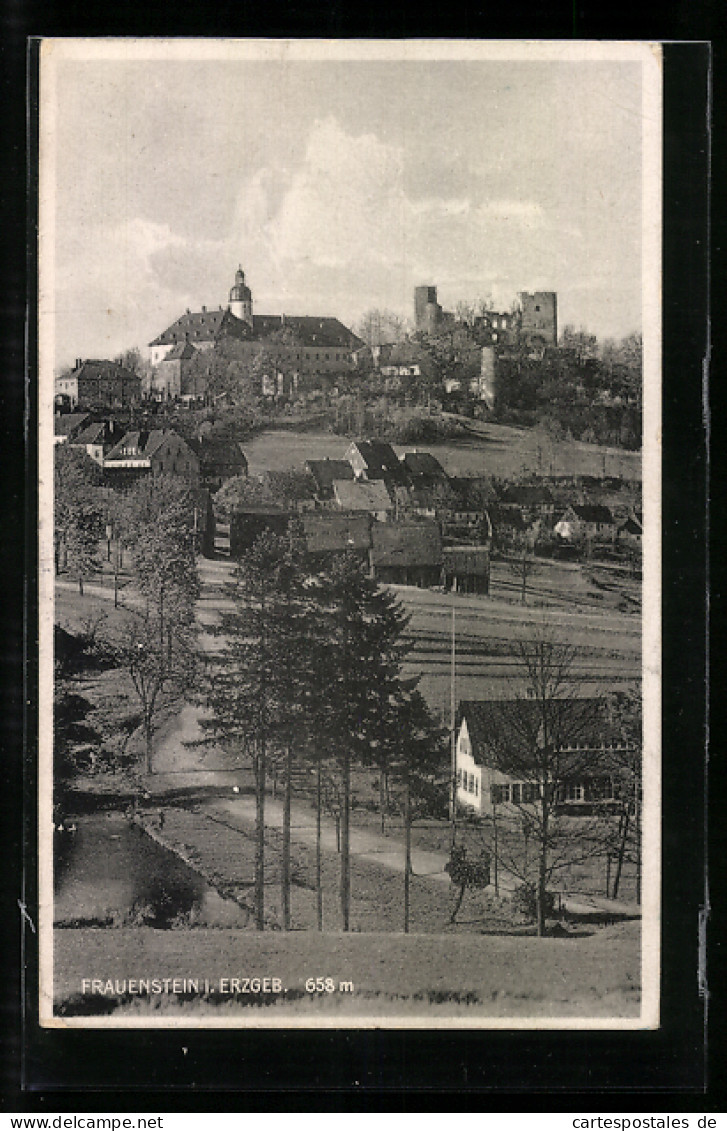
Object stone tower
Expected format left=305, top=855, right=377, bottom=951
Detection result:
left=414, top=285, right=443, bottom=334
left=518, top=291, right=558, bottom=348
left=229, top=265, right=253, bottom=329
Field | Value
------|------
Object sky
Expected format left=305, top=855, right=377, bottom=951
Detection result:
left=42, top=42, right=657, bottom=371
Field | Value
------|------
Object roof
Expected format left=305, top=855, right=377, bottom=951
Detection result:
left=332, top=479, right=393, bottom=513
left=305, top=459, right=355, bottom=497
left=371, top=521, right=442, bottom=567
left=619, top=516, right=643, bottom=535
left=253, top=315, right=363, bottom=349
left=54, top=413, right=90, bottom=438
left=401, top=450, right=448, bottom=480
left=68, top=359, right=141, bottom=383
left=347, top=440, right=402, bottom=476
left=459, top=698, right=629, bottom=776
left=150, top=308, right=250, bottom=348
left=442, top=547, right=491, bottom=575
left=105, top=429, right=188, bottom=462
left=160, top=341, right=198, bottom=361
left=301, top=513, right=372, bottom=554
left=571, top=504, right=615, bottom=524
left=70, top=422, right=107, bottom=445
left=187, top=437, right=247, bottom=468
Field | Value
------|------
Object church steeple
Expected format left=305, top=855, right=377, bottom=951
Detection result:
left=229, top=264, right=253, bottom=328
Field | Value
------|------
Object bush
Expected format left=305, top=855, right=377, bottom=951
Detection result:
left=511, top=883, right=556, bottom=920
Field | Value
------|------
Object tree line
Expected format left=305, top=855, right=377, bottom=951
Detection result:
left=200, top=530, right=447, bottom=933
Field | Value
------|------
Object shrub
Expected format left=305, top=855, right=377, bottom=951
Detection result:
left=511, top=883, right=556, bottom=921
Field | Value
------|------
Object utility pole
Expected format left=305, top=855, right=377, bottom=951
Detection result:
left=449, top=604, right=457, bottom=847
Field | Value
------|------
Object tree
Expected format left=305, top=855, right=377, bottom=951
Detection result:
left=387, top=686, right=448, bottom=931
left=54, top=445, right=104, bottom=577
left=484, top=626, right=611, bottom=936
left=356, top=308, right=409, bottom=348
left=316, top=554, right=410, bottom=930
left=605, top=686, right=643, bottom=901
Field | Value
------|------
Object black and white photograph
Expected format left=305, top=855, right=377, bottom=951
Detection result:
left=39, top=39, right=661, bottom=1029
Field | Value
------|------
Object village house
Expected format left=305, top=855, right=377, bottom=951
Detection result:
left=345, top=439, right=407, bottom=486
left=102, top=429, right=200, bottom=487
left=554, top=504, right=616, bottom=544
left=55, top=359, right=141, bottom=409
left=147, top=341, right=200, bottom=400
left=455, top=699, right=630, bottom=816
left=370, top=520, right=442, bottom=588
left=304, top=458, right=355, bottom=503
left=442, top=546, right=491, bottom=595
left=616, top=513, right=643, bottom=550
left=228, top=505, right=291, bottom=558
left=53, top=413, right=91, bottom=445
left=497, top=483, right=555, bottom=523
left=66, top=420, right=124, bottom=465
left=300, top=512, right=372, bottom=568
left=332, top=478, right=394, bottom=522
left=400, top=450, right=449, bottom=489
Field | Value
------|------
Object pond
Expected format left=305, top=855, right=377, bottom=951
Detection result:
left=54, top=811, right=249, bottom=928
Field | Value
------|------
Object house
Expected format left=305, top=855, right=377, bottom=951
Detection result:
left=149, top=306, right=252, bottom=367
left=54, top=413, right=91, bottom=445
left=400, top=450, right=449, bottom=488
left=332, top=479, right=394, bottom=522
left=617, top=513, right=643, bottom=550
left=554, top=504, right=616, bottom=544
left=300, top=512, right=372, bottom=567
left=55, top=359, right=141, bottom=409
left=455, top=698, right=630, bottom=816
left=187, top=437, right=248, bottom=492
left=442, top=546, right=490, bottom=595
left=102, top=429, right=200, bottom=487
left=67, top=420, right=124, bottom=465
left=305, top=458, right=355, bottom=502
left=148, top=341, right=200, bottom=400
left=497, top=484, right=555, bottom=522
left=345, top=439, right=406, bottom=485
left=370, top=520, right=442, bottom=588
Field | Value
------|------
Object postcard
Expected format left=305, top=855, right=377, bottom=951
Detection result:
left=39, top=38, right=661, bottom=1029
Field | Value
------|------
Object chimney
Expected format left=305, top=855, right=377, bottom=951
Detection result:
left=186, top=308, right=190, bottom=315
left=202, top=305, right=207, bottom=314
left=76, top=358, right=82, bottom=369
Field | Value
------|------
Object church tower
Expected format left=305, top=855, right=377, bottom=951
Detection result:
left=229, top=265, right=253, bottom=329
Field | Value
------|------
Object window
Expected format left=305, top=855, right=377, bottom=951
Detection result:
left=511, top=784, right=521, bottom=804
left=457, top=768, right=462, bottom=787
left=491, top=783, right=511, bottom=804
left=473, top=778, right=479, bottom=797
left=565, top=783, right=585, bottom=802
left=521, top=783, right=540, bottom=803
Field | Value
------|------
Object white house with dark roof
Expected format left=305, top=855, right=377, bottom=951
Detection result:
left=103, top=429, right=199, bottom=486
left=455, top=698, right=631, bottom=816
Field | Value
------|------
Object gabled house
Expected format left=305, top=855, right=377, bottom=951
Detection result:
left=300, top=512, right=372, bottom=566
left=332, top=478, right=394, bottom=522
left=617, top=513, right=643, bottom=550
left=442, top=546, right=490, bottom=595
left=67, top=420, right=124, bottom=465
left=497, top=484, right=555, bottom=521
left=55, top=359, right=141, bottom=409
left=400, top=450, right=449, bottom=489
left=345, top=439, right=407, bottom=485
left=370, top=520, right=442, bottom=588
left=148, top=340, right=200, bottom=400
left=54, top=413, right=91, bottom=445
left=229, top=506, right=291, bottom=558
left=554, top=504, right=616, bottom=544
left=455, top=698, right=631, bottom=816
left=103, top=429, right=200, bottom=486
left=305, top=458, right=355, bottom=502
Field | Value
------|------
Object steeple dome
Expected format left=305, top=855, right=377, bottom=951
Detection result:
left=229, top=264, right=253, bottom=327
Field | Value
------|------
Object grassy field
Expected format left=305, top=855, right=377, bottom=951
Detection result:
left=243, top=423, right=642, bottom=482
left=53, top=919, right=641, bottom=1021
